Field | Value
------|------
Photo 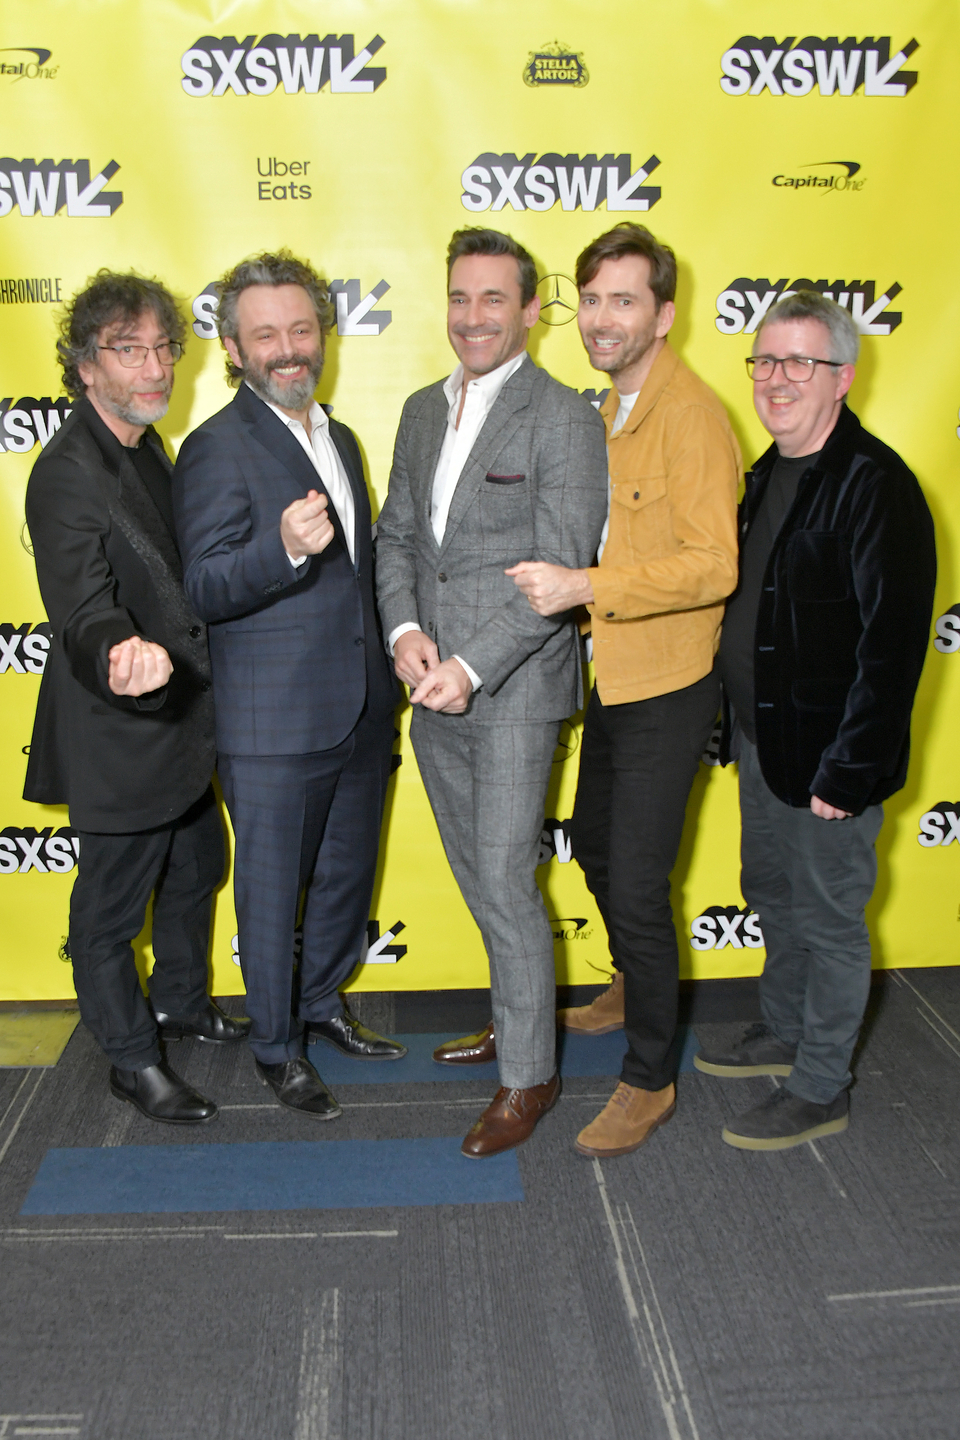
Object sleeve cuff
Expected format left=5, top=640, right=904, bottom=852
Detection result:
left=453, top=654, right=482, bottom=692
left=387, top=622, right=422, bottom=656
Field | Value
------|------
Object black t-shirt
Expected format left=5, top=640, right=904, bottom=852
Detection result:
left=82, top=399, right=175, bottom=536
left=718, top=449, right=820, bottom=743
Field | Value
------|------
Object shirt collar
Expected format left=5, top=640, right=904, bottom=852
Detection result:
left=442, top=350, right=527, bottom=412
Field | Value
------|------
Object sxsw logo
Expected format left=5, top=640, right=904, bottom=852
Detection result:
left=720, top=36, right=918, bottom=97
left=933, top=606, right=960, bottom=653
left=0, top=398, right=72, bottom=454
left=0, top=827, right=79, bottom=874
left=0, top=623, right=51, bottom=674
left=0, top=159, right=122, bottom=217
left=461, top=153, right=660, bottom=213
left=232, top=918, right=406, bottom=966
left=715, top=278, right=902, bottom=336
left=917, top=804, right=960, bottom=848
left=538, top=818, right=573, bottom=866
left=180, top=34, right=385, bottom=96
left=690, top=905, right=765, bottom=950
left=192, top=280, right=392, bottom=339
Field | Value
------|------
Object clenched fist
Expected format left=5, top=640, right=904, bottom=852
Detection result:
left=281, top=488, right=335, bottom=560
left=108, top=636, right=173, bottom=696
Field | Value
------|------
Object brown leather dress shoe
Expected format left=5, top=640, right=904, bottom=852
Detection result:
left=433, top=1022, right=496, bottom=1065
left=461, top=1074, right=560, bottom=1157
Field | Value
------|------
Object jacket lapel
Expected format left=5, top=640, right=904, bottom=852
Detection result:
left=413, top=385, right=450, bottom=548
left=329, top=419, right=365, bottom=574
left=439, top=355, right=535, bottom=553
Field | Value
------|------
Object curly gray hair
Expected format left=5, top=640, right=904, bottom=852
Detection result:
left=216, top=250, right=335, bottom=386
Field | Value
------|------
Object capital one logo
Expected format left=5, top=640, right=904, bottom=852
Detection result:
left=192, top=281, right=392, bottom=339
left=917, top=804, right=960, bottom=848
left=180, top=34, right=385, bottom=97
left=690, top=905, right=765, bottom=950
left=0, top=398, right=71, bottom=454
left=0, top=827, right=79, bottom=874
left=0, top=623, right=51, bottom=674
left=461, top=153, right=660, bottom=214
left=716, top=278, right=902, bottom=336
left=719, top=36, right=918, bottom=97
left=0, top=159, right=122, bottom=217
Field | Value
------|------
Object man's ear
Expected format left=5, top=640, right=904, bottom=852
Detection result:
left=655, top=300, right=676, bottom=339
left=223, top=335, right=243, bottom=371
left=836, top=363, right=856, bottom=401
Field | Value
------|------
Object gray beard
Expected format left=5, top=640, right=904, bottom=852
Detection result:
left=243, top=352, right=324, bottom=412
left=110, top=394, right=170, bottom=427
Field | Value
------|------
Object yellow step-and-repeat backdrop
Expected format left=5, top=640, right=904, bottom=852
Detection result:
left=0, top=0, right=958, bottom=1000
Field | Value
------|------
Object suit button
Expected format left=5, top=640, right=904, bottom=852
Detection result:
left=606, top=611, right=614, bottom=618
left=633, top=491, right=640, bottom=499
left=189, top=625, right=202, bottom=639
left=354, top=637, right=365, bottom=647
left=201, top=681, right=211, bottom=692
left=438, top=572, right=447, bottom=582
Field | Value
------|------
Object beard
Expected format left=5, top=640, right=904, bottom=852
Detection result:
left=241, top=346, right=324, bottom=410
left=95, top=373, right=172, bottom=427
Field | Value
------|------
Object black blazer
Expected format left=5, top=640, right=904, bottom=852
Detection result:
left=720, top=405, right=936, bottom=813
left=172, top=384, right=396, bottom=757
left=23, top=400, right=216, bottom=832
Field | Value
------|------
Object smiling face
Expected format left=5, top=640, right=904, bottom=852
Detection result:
left=752, top=317, right=855, bottom=456
left=577, top=255, right=675, bottom=394
left=447, top=254, right=540, bottom=383
left=77, top=308, right=174, bottom=441
left=224, top=283, right=324, bottom=416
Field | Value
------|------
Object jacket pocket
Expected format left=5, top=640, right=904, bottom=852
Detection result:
left=791, top=678, right=851, bottom=712
left=611, top=475, right=667, bottom=511
left=786, top=533, right=852, bottom=602
left=485, top=473, right=526, bottom=485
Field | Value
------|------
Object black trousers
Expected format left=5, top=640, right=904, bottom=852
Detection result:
left=570, top=671, right=720, bottom=1090
left=69, top=787, right=226, bottom=1071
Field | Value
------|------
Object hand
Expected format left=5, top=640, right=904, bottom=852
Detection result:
left=409, top=658, right=472, bottom=714
left=393, top=630, right=439, bottom=687
left=505, top=561, right=594, bottom=616
left=108, top=637, right=173, bottom=696
left=280, top=489, right=334, bottom=560
left=810, top=795, right=852, bottom=820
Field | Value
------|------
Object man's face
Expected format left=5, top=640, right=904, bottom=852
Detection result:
left=224, top=283, right=324, bottom=412
left=752, top=318, right=855, bottom=456
left=78, top=309, right=174, bottom=427
left=577, top=255, right=675, bottom=384
left=447, top=254, right=540, bottom=382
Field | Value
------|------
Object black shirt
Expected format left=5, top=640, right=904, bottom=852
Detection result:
left=81, top=398, right=176, bottom=536
left=718, top=449, right=820, bottom=743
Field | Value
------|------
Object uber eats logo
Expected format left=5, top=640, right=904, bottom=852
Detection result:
left=0, top=398, right=71, bottom=454
left=180, top=34, right=385, bottom=96
left=0, top=623, right=51, bottom=675
left=0, top=827, right=79, bottom=874
left=719, top=36, right=918, bottom=97
left=192, top=281, right=392, bottom=339
left=715, top=278, right=902, bottom=336
left=690, top=905, right=765, bottom=951
left=0, top=159, right=122, bottom=217
left=461, top=153, right=660, bottom=214
left=917, top=804, right=960, bottom=848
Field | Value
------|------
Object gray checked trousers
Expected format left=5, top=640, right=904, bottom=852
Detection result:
left=412, top=708, right=560, bottom=1090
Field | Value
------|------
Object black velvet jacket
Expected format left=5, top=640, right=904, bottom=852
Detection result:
left=720, top=405, right=936, bottom=814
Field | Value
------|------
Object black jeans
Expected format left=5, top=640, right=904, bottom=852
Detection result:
left=571, top=671, right=720, bottom=1090
left=69, top=787, right=226, bottom=1070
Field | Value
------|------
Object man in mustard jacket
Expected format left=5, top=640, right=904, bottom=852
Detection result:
left=509, top=223, right=740, bottom=1156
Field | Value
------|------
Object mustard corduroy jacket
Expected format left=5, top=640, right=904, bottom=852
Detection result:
left=587, top=341, right=741, bottom=705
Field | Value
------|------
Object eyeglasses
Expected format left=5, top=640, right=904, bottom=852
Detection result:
left=98, top=341, right=184, bottom=367
left=746, top=355, right=839, bottom=383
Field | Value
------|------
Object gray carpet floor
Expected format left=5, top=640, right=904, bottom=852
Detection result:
left=0, top=969, right=957, bottom=1440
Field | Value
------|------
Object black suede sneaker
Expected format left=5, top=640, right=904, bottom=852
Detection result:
left=694, top=1022, right=797, bottom=1078
left=722, top=1087, right=849, bottom=1150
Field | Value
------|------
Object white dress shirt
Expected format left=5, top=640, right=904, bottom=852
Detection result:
left=258, top=387, right=357, bottom=567
left=596, top=388, right=640, bottom=562
left=388, top=350, right=528, bottom=691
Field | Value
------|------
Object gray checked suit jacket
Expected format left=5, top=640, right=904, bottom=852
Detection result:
left=376, top=354, right=609, bottom=722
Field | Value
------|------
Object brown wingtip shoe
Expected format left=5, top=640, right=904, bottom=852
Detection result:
left=461, top=1074, right=560, bottom=1157
left=574, top=1081, right=676, bottom=1157
left=433, top=1022, right=496, bottom=1065
left=557, top=971, right=624, bottom=1034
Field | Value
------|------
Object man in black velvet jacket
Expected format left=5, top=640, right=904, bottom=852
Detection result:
left=696, top=291, right=936, bottom=1150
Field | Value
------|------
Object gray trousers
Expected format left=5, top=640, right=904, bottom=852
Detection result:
left=412, top=708, right=560, bottom=1089
left=739, top=738, right=883, bottom=1104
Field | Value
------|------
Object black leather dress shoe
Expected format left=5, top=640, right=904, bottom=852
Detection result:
left=109, top=1062, right=218, bottom=1125
left=255, top=1056, right=342, bottom=1119
left=154, top=1000, right=251, bottom=1044
left=306, top=1008, right=407, bottom=1060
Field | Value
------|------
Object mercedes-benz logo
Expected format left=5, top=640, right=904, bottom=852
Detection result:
left=536, top=273, right=579, bottom=326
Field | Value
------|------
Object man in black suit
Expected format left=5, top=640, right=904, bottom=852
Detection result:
left=24, top=270, right=250, bottom=1126
left=173, top=251, right=403, bottom=1118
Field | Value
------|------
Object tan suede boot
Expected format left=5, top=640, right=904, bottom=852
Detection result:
left=557, top=970, right=624, bottom=1033
left=574, top=1081, right=676, bottom=1157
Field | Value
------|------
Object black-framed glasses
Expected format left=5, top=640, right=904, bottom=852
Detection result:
left=99, top=341, right=184, bottom=368
left=746, top=354, right=840, bottom=383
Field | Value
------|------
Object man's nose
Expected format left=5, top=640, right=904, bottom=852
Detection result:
left=140, top=348, right=167, bottom=380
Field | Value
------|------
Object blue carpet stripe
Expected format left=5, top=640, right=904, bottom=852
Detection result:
left=21, top=1137, right=523, bottom=1216
left=308, top=1026, right=699, bottom=1085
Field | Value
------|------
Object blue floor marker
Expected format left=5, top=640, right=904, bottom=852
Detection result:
left=21, top=1137, right=524, bottom=1216
left=308, top=1026, right=699, bottom=1086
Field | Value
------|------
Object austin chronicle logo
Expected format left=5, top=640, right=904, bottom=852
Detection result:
left=690, top=906, right=765, bottom=950
left=192, top=281, right=391, bottom=339
left=917, top=804, right=960, bottom=847
left=0, top=398, right=72, bottom=454
left=715, top=278, right=902, bottom=336
left=461, top=153, right=660, bottom=214
left=536, top=275, right=579, bottom=327
left=180, top=34, right=385, bottom=96
left=523, top=41, right=589, bottom=88
left=719, top=37, right=918, bottom=97
left=0, top=160, right=122, bottom=217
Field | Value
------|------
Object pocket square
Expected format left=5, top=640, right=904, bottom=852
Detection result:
left=485, top=473, right=526, bottom=484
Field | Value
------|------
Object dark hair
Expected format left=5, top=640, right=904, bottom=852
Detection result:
left=575, top=223, right=677, bottom=309
left=216, top=249, right=335, bottom=387
left=446, top=228, right=538, bottom=307
left=56, top=270, right=186, bottom=400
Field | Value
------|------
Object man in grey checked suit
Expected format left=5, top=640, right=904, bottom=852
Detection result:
left=376, top=228, right=608, bottom=1157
